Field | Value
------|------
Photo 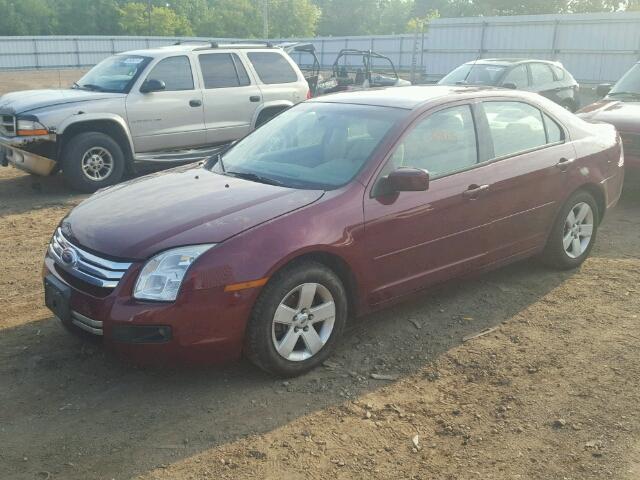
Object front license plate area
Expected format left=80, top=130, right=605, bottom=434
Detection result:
left=44, top=275, right=71, bottom=321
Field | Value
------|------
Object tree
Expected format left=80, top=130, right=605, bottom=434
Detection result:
left=54, top=0, right=122, bottom=35
left=0, top=0, right=55, bottom=35
left=195, top=0, right=262, bottom=37
left=119, top=2, right=193, bottom=36
left=268, top=0, right=321, bottom=37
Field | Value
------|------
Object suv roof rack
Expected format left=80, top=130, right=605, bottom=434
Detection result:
left=171, top=40, right=277, bottom=51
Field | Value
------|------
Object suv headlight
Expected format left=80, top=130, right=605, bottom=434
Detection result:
left=133, top=245, right=215, bottom=302
left=16, top=119, right=49, bottom=136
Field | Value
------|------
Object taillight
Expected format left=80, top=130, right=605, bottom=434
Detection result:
left=306, top=89, right=312, bottom=100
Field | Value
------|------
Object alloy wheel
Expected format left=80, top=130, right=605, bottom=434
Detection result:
left=271, top=283, right=336, bottom=362
left=563, top=201, right=594, bottom=259
left=81, top=146, right=114, bottom=181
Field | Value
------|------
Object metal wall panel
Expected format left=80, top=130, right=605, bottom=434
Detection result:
left=0, top=12, right=639, bottom=83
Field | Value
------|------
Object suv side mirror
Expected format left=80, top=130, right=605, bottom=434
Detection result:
left=140, top=79, right=166, bottom=93
left=502, top=82, right=517, bottom=90
left=596, top=83, right=613, bottom=97
left=375, top=168, right=430, bottom=197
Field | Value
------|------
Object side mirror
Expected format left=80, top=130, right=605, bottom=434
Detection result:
left=375, top=168, right=430, bottom=197
left=596, top=83, right=613, bottom=97
left=140, top=79, right=166, bottom=93
left=502, top=82, right=517, bottom=90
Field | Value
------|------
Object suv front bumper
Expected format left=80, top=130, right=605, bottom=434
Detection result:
left=0, top=133, right=57, bottom=175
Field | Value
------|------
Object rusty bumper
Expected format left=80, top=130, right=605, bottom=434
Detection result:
left=0, top=135, right=57, bottom=176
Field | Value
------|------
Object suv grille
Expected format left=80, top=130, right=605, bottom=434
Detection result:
left=0, top=115, right=15, bottom=136
left=48, top=228, right=132, bottom=289
left=621, top=132, right=640, bottom=156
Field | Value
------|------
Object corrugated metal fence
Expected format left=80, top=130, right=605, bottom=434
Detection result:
left=1, top=12, right=639, bottom=83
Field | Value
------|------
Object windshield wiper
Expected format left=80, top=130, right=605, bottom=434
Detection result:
left=225, top=171, right=284, bottom=187
left=608, top=91, right=640, bottom=98
left=77, top=83, right=105, bottom=92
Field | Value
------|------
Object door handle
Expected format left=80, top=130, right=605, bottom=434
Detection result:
left=189, top=99, right=202, bottom=107
left=249, top=95, right=261, bottom=102
left=462, top=184, right=490, bottom=199
left=556, top=157, right=575, bottom=172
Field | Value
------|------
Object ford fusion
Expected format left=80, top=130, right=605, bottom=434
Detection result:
left=44, top=86, right=624, bottom=377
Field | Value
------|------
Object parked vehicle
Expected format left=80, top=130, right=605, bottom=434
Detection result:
left=316, top=49, right=411, bottom=95
left=280, top=42, right=322, bottom=97
left=439, top=59, right=580, bottom=112
left=577, top=61, right=640, bottom=173
left=43, top=86, right=624, bottom=377
left=0, top=42, right=310, bottom=192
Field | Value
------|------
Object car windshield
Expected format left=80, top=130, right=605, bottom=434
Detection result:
left=74, top=55, right=152, bottom=93
left=209, top=102, right=405, bottom=190
left=440, top=63, right=507, bottom=86
left=609, top=63, right=640, bottom=99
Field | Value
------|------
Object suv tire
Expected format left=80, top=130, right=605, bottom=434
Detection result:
left=61, top=132, right=125, bottom=193
left=541, top=190, right=599, bottom=270
left=244, top=261, right=348, bottom=377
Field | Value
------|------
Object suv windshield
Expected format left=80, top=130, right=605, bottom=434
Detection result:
left=74, top=55, right=152, bottom=93
left=439, top=63, right=507, bottom=86
left=609, top=63, right=640, bottom=99
left=210, top=102, right=405, bottom=190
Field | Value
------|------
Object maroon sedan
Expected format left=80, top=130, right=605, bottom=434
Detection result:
left=43, top=86, right=624, bottom=377
left=578, top=61, right=640, bottom=172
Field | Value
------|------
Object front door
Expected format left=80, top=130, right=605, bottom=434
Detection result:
left=196, top=52, right=263, bottom=145
left=363, top=103, right=495, bottom=306
left=126, top=55, right=206, bottom=153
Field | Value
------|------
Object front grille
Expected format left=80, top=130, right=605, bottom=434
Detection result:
left=71, top=310, right=103, bottom=336
left=621, top=132, right=640, bottom=156
left=48, top=228, right=132, bottom=289
left=0, top=114, right=15, bottom=136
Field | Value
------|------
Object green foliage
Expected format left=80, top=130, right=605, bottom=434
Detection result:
left=0, top=0, right=636, bottom=37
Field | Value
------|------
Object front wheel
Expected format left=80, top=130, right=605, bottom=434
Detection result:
left=244, top=261, right=348, bottom=377
left=541, top=190, right=599, bottom=269
left=61, top=132, right=125, bottom=192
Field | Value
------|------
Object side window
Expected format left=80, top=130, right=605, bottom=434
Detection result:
left=502, top=65, right=528, bottom=89
left=551, top=65, right=565, bottom=81
left=146, top=56, right=194, bottom=91
left=199, top=53, right=250, bottom=89
left=247, top=52, right=298, bottom=84
left=232, top=54, right=251, bottom=86
left=530, top=63, right=555, bottom=86
left=543, top=113, right=564, bottom=143
left=383, top=105, right=478, bottom=178
left=483, top=102, right=548, bottom=157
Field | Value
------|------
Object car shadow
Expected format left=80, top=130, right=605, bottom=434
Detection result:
left=0, top=255, right=574, bottom=480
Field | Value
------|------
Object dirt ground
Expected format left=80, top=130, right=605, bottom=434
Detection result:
left=1, top=72, right=639, bottom=480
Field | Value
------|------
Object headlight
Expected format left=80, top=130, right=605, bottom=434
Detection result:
left=16, top=119, right=49, bottom=136
left=133, top=245, right=215, bottom=302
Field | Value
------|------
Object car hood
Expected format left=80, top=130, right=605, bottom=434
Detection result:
left=63, top=166, right=324, bottom=260
left=0, top=89, right=126, bottom=115
left=577, top=99, right=640, bottom=133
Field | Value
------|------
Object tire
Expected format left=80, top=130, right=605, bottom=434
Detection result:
left=255, top=108, right=286, bottom=128
left=561, top=99, right=577, bottom=113
left=244, top=261, right=348, bottom=377
left=61, top=132, right=125, bottom=193
left=541, top=190, right=599, bottom=270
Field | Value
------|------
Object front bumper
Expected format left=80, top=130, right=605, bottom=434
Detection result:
left=43, top=254, right=258, bottom=366
left=0, top=133, right=57, bottom=175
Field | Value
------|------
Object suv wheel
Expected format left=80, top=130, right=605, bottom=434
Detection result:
left=244, top=261, right=347, bottom=377
left=561, top=99, right=577, bottom=112
left=541, top=190, right=599, bottom=269
left=62, top=132, right=125, bottom=192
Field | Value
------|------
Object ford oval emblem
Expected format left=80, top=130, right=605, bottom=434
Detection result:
left=61, top=248, right=79, bottom=267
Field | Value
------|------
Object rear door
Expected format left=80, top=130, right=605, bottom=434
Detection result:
left=363, top=103, right=495, bottom=306
left=126, top=55, right=206, bottom=152
left=477, top=100, right=575, bottom=262
left=529, top=62, right=561, bottom=102
left=197, top=52, right=263, bottom=144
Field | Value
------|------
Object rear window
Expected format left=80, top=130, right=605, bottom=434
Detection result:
left=247, top=52, right=298, bottom=84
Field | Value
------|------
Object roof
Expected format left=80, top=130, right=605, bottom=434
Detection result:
left=119, top=42, right=278, bottom=57
left=467, top=58, right=561, bottom=66
left=309, top=85, right=502, bottom=109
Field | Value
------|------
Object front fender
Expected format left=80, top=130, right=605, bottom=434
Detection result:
left=57, top=113, right=135, bottom=158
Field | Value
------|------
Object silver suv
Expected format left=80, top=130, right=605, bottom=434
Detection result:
left=0, top=42, right=310, bottom=192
